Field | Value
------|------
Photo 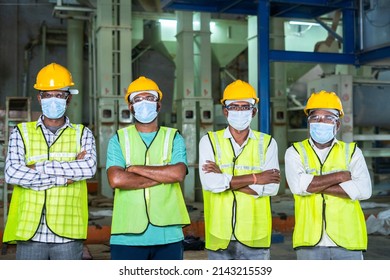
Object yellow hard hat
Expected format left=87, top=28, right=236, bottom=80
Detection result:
left=220, top=79, right=259, bottom=104
left=304, top=90, right=344, bottom=117
left=125, top=76, right=163, bottom=104
left=34, top=63, right=75, bottom=91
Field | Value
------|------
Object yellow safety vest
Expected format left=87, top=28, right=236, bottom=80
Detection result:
left=292, top=139, right=367, bottom=250
left=111, top=125, right=190, bottom=234
left=203, top=129, right=272, bottom=250
left=3, top=122, right=88, bottom=243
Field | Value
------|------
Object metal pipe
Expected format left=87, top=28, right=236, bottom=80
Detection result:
left=22, top=50, right=29, bottom=97
left=88, top=18, right=93, bottom=129
left=67, top=12, right=84, bottom=124
left=359, top=0, right=364, bottom=50
left=41, top=22, right=47, bottom=66
left=92, top=15, right=98, bottom=136
left=223, top=68, right=237, bottom=81
left=314, top=16, right=343, bottom=43
left=132, top=45, right=151, bottom=63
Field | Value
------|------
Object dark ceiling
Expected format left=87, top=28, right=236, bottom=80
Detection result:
left=160, top=0, right=356, bottom=19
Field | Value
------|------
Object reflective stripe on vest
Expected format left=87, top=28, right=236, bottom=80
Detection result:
left=292, top=139, right=367, bottom=250
left=3, top=122, right=88, bottom=243
left=111, top=125, right=190, bottom=234
left=203, top=129, right=272, bottom=250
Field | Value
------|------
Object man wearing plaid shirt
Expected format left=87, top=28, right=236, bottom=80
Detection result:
left=3, top=63, right=97, bottom=260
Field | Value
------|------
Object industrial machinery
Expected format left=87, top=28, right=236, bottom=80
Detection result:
left=287, top=73, right=390, bottom=195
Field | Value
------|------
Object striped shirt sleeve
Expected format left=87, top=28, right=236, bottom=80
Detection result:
left=5, top=127, right=67, bottom=190
left=35, top=127, right=97, bottom=181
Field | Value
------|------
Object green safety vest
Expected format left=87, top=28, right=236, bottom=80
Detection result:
left=292, top=139, right=367, bottom=250
left=203, top=129, right=272, bottom=250
left=3, top=122, right=88, bottom=243
left=111, top=125, right=190, bottom=234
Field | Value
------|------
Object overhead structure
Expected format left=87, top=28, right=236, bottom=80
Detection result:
left=161, top=0, right=390, bottom=133
left=95, top=0, right=135, bottom=198
left=1, top=97, right=31, bottom=226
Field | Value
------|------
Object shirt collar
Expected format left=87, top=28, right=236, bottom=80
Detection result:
left=308, top=137, right=339, bottom=149
left=223, top=126, right=257, bottom=140
left=36, top=115, right=74, bottom=130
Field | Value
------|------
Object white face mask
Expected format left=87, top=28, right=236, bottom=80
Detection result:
left=41, top=98, right=67, bottom=119
left=227, top=110, right=253, bottom=131
left=132, top=100, right=158, bottom=123
left=310, top=122, right=336, bottom=144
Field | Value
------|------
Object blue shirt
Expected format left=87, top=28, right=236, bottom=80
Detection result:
left=106, top=129, right=188, bottom=246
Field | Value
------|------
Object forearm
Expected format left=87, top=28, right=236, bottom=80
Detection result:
left=5, top=161, right=66, bottom=190
left=128, top=162, right=187, bottom=184
left=107, top=166, right=159, bottom=190
left=36, top=156, right=97, bottom=181
left=36, top=131, right=97, bottom=181
left=5, top=127, right=66, bottom=190
left=307, top=171, right=351, bottom=194
left=230, top=169, right=280, bottom=191
left=235, top=186, right=258, bottom=195
left=230, top=174, right=255, bottom=190
left=249, top=182, right=280, bottom=197
left=322, top=184, right=350, bottom=198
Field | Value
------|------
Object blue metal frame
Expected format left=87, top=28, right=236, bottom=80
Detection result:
left=358, top=46, right=390, bottom=65
left=161, top=0, right=355, bottom=17
left=258, top=0, right=270, bottom=133
left=160, top=0, right=389, bottom=133
left=269, top=50, right=356, bottom=64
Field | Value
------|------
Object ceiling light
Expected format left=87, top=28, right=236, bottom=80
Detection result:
left=288, top=21, right=320, bottom=26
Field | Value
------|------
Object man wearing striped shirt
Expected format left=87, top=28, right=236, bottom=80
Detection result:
left=3, top=63, right=97, bottom=260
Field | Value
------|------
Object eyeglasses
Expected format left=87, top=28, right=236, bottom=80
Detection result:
left=40, top=91, right=69, bottom=99
left=225, top=105, right=254, bottom=111
left=132, top=95, right=158, bottom=104
left=308, top=114, right=338, bottom=124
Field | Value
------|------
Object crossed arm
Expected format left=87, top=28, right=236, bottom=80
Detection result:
left=198, top=135, right=280, bottom=196
left=306, top=171, right=351, bottom=198
left=107, top=162, right=187, bottom=190
left=5, top=126, right=97, bottom=190
left=202, top=160, right=280, bottom=195
left=284, top=145, right=372, bottom=200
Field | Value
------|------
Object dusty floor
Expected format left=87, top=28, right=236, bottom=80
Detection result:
left=1, top=193, right=390, bottom=260
left=2, top=233, right=390, bottom=260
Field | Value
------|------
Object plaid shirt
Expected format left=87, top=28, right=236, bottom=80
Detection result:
left=5, top=115, right=97, bottom=243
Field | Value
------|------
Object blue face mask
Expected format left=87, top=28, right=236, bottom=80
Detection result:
left=227, top=110, right=253, bottom=131
left=310, top=122, right=336, bottom=144
left=41, top=98, right=67, bottom=119
left=133, top=100, right=158, bottom=123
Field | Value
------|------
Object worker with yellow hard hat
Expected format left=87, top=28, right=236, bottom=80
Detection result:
left=198, top=79, right=280, bottom=260
left=285, top=90, right=372, bottom=260
left=3, top=62, right=97, bottom=259
left=106, top=76, right=190, bottom=260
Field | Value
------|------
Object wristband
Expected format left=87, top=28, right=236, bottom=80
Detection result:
left=252, top=173, right=257, bottom=185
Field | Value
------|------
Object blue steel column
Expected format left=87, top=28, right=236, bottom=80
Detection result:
left=258, top=0, right=270, bottom=134
left=343, top=7, right=355, bottom=55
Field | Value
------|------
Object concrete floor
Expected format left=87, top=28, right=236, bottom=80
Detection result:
left=2, top=233, right=390, bottom=260
left=1, top=193, right=390, bottom=260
